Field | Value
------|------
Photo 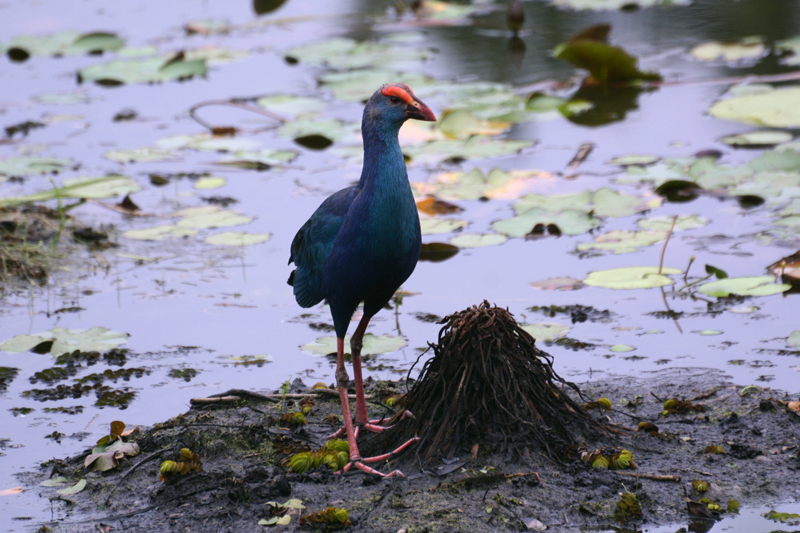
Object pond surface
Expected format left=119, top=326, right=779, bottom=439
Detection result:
left=1, top=0, right=799, bottom=528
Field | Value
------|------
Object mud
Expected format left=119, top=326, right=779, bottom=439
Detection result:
left=23, top=368, right=800, bottom=533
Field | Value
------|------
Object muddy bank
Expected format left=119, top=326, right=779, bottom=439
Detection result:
left=24, top=367, right=800, bottom=533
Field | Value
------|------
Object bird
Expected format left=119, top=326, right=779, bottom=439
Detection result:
left=507, top=0, right=525, bottom=37
left=288, top=83, right=436, bottom=476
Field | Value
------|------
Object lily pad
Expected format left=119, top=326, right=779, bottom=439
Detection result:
left=319, top=69, right=432, bottom=102
left=550, top=0, right=688, bottom=9
left=638, top=215, right=708, bottom=232
left=0, top=175, right=141, bottom=207
left=257, top=95, right=326, bottom=118
left=710, top=87, right=800, bottom=128
left=279, top=120, right=357, bottom=146
left=776, top=36, right=800, bottom=66
left=205, top=232, right=270, bottom=246
left=721, top=131, right=793, bottom=147
left=79, top=53, right=207, bottom=85
left=420, top=218, right=467, bottom=235
left=529, top=277, right=584, bottom=291
left=0, top=327, right=129, bottom=356
left=690, top=37, right=767, bottom=63
left=301, top=334, right=406, bottom=356
left=176, top=207, right=253, bottom=229
left=493, top=208, right=599, bottom=237
left=215, top=149, right=298, bottom=168
left=610, top=344, right=635, bottom=352
left=4, top=31, right=124, bottom=59
left=449, top=233, right=507, bottom=248
left=583, top=267, right=681, bottom=290
left=403, top=136, right=532, bottom=165
left=105, top=148, right=175, bottom=163
left=788, top=331, right=800, bottom=348
left=520, top=323, right=571, bottom=342
left=438, top=110, right=510, bottom=139
left=0, top=156, right=73, bottom=177
left=514, top=188, right=658, bottom=218
left=607, top=155, right=660, bottom=166
left=698, top=276, right=790, bottom=297
left=577, top=230, right=667, bottom=254
left=194, top=177, right=226, bottom=189
left=123, top=225, right=198, bottom=241
left=286, top=37, right=431, bottom=70
left=36, top=92, right=91, bottom=105
left=412, top=168, right=549, bottom=201
left=694, top=330, right=723, bottom=336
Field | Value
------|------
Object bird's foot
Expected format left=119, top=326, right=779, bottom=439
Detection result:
left=335, top=436, right=420, bottom=478
left=327, top=410, right=415, bottom=440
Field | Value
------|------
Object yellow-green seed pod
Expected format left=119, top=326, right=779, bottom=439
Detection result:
left=325, top=439, right=349, bottom=454
left=385, top=397, right=396, bottom=407
left=160, top=460, right=177, bottom=474
left=664, top=399, right=678, bottom=410
left=592, top=456, right=609, bottom=469
left=336, top=451, right=349, bottom=470
left=301, top=404, right=312, bottom=416
left=321, top=451, right=340, bottom=471
left=179, top=448, right=192, bottom=461
left=727, top=500, right=740, bottom=513
left=290, top=412, right=306, bottom=425
left=334, top=508, right=349, bottom=523
left=598, top=397, right=612, bottom=410
left=289, top=452, right=313, bottom=474
left=692, top=480, right=709, bottom=492
left=311, top=450, right=324, bottom=468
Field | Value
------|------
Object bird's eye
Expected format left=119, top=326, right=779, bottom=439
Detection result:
left=390, top=96, right=400, bottom=104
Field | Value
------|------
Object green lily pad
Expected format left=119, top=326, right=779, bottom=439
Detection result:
left=205, top=232, right=270, bottom=246
left=577, top=230, right=667, bottom=254
left=788, top=331, right=800, bottom=348
left=286, top=37, right=431, bottom=70
left=690, top=37, right=767, bottom=63
left=694, top=330, right=723, bottom=336
left=583, top=267, right=681, bottom=290
left=301, top=334, right=406, bottom=356
left=710, top=87, right=800, bottom=128
left=411, top=168, right=548, bottom=201
left=554, top=32, right=661, bottom=83
left=0, top=327, right=129, bottom=356
left=728, top=305, right=758, bottom=314
left=520, top=323, right=571, bottom=342
left=176, top=206, right=252, bottom=229
left=776, top=36, right=800, bottom=66
left=104, top=147, right=175, bottom=163
left=420, top=218, right=468, bottom=235
left=56, top=479, right=87, bottom=496
left=403, top=136, right=532, bottom=165
left=194, top=177, right=226, bottom=190
left=449, top=233, right=507, bottom=248
left=698, top=276, right=791, bottom=297
left=39, top=476, right=71, bottom=488
left=257, top=95, right=326, bottom=118
left=319, top=70, right=432, bottom=102
left=438, top=110, right=509, bottom=139
left=157, top=134, right=260, bottom=153
left=610, top=344, right=635, bottom=352
left=36, top=92, right=91, bottom=105
left=721, top=131, right=793, bottom=147
left=529, top=277, right=584, bottom=291
left=4, top=31, right=124, bottom=59
left=607, top=155, right=660, bottom=166
left=279, top=120, right=357, bottom=145
left=123, top=225, right=198, bottom=241
left=637, top=215, right=708, bottom=232
left=493, top=208, right=599, bottom=237
left=0, top=175, right=141, bottom=207
left=514, top=188, right=658, bottom=218
left=78, top=54, right=207, bottom=85
left=215, top=149, right=298, bottom=169
left=0, top=156, right=73, bottom=177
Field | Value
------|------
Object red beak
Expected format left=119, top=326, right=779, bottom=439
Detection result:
left=406, top=97, right=436, bottom=122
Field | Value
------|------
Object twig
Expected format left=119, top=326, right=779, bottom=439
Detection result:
left=658, top=215, right=678, bottom=275
left=188, top=99, right=285, bottom=133
left=189, top=391, right=373, bottom=405
left=88, top=200, right=156, bottom=217
left=612, top=471, right=681, bottom=482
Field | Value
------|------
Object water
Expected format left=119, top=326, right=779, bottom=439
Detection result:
left=1, top=0, right=799, bottom=528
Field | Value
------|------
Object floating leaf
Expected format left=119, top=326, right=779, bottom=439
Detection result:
left=4, top=31, right=124, bottom=59
left=176, top=206, right=252, bottom=229
left=577, top=230, right=666, bottom=255
left=205, top=232, right=270, bottom=246
left=301, top=334, right=406, bottom=356
left=494, top=208, right=599, bottom=237
left=104, top=148, right=175, bottom=163
left=286, top=37, right=431, bottom=70
left=79, top=53, right=207, bottom=85
left=551, top=0, right=687, bottom=9
left=257, top=94, right=326, bottom=118
left=123, top=225, right=198, bottom=241
left=788, top=331, right=800, bottom=348
left=420, top=218, right=467, bottom=235
left=690, top=37, right=767, bottom=63
left=0, top=156, right=73, bottom=177
left=695, top=330, right=723, bottom=336
left=607, top=155, right=660, bottom=166
left=0, top=327, right=129, bottom=356
left=520, top=323, right=570, bottom=342
left=319, top=69, right=432, bottom=102
left=529, top=277, right=583, bottom=291
left=710, top=87, right=800, bottom=128
left=583, top=267, right=681, bottom=290
left=194, top=177, right=226, bottom=189
left=610, top=344, right=635, bottom=352
left=412, top=168, right=549, bottom=201
left=419, top=242, right=459, bottom=262
left=449, top=233, right=507, bottom=248
left=438, top=109, right=509, bottom=139
left=638, top=215, right=708, bottom=232
left=698, top=276, right=790, bottom=297
left=721, top=131, right=793, bottom=147
left=0, top=175, right=140, bottom=207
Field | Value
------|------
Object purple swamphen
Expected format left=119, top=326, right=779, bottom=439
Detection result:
left=288, top=83, right=436, bottom=476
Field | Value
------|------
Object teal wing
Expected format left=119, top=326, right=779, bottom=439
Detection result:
left=288, top=186, right=359, bottom=307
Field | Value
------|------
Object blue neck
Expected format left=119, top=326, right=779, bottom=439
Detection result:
left=358, top=116, right=405, bottom=191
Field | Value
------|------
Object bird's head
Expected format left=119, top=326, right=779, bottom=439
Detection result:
left=365, top=83, right=436, bottom=127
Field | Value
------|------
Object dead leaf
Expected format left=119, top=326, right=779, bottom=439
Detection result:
left=0, top=487, right=23, bottom=496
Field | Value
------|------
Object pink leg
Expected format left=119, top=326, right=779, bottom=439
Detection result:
left=335, top=338, right=361, bottom=462
left=350, top=314, right=371, bottom=426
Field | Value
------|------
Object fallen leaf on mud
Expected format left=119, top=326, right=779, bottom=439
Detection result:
left=56, top=479, right=86, bottom=496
